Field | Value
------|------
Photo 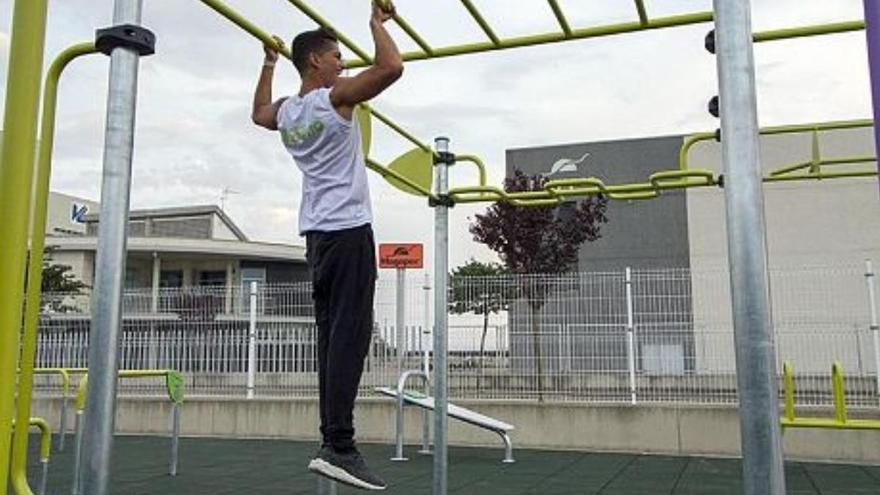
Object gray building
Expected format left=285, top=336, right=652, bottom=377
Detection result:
left=505, top=125, right=880, bottom=375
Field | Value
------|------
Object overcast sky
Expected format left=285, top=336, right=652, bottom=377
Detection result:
left=0, top=0, right=872, bottom=275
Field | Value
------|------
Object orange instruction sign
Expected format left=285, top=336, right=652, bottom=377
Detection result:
left=379, top=243, right=424, bottom=269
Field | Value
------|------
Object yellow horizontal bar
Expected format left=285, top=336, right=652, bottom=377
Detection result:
left=754, top=20, right=865, bottom=43
left=75, top=369, right=183, bottom=411
left=681, top=119, right=874, bottom=172
left=345, top=11, right=714, bottom=68
left=764, top=171, right=878, bottom=183
left=782, top=418, right=880, bottom=430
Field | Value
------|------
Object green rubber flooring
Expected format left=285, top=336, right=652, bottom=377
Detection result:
left=23, top=435, right=880, bottom=494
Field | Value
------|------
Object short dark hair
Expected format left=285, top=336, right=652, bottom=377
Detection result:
left=291, top=28, right=338, bottom=75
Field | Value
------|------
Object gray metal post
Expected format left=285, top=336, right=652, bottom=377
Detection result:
left=433, top=137, right=451, bottom=495
left=625, top=267, right=637, bottom=405
left=39, top=459, right=49, bottom=495
left=247, top=281, right=258, bottom=399
left=58, top=394, right=69, bottom=451
left=79, top=2, right=145, bottom=495
left=865, top=260, right=880, bottom=404
left=317, top=477, right=337, bottom=495
left=713, top=1, right=786, bottom=493
left=170, top=403, right=180, bottom=476
left=420, top=272, right=432, bottom=454
left=397, top=267, right=407, bottom=374
left=72, top=411, right=84, bottom=495
left=391, top=392, right=407, bottom=461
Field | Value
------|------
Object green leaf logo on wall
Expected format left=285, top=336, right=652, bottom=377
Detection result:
left=281, top=121, right=325, bottom=147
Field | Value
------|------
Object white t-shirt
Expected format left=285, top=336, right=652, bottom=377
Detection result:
left=276, top=88, right=372, bottom=235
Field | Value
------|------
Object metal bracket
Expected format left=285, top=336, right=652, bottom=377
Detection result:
left=434, top=151, right=455, bottom=165
left=96, top=24, right=156, bottom=57
left=429, top=194, right=455, bottom=208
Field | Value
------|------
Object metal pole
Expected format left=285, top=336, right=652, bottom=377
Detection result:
left=59, top=396, right=69, bottom=452
left=317, top=477, right=337, bottom=495
left=420, top=272, right=432, bottom=454
left=0, top=1, right=50, bottom=490
left=79, top=2, right=145, bottom=494
left=247, top=281, right=258, bottom=399
left=39, top=460, right=49, bottom=495
left=713, top=1, right=786, bottom=493
left=433, top=137, right=451, bottom=495
left=863, top=0, right=880, bottom=195
left=72, top=411, right=84, bottom=495
left=169, top=403, right=180, bottom=476
left=391, top=392, right=407, bottom=461
left=397, top=267, right=407, bottom=375
left=866, top=260, right=880, bottom=405
left=625, top=267, right=637, bottom=405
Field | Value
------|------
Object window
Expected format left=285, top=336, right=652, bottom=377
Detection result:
left=198, top=270, right=227, bottom=287
left=160, top=270, right=183, bottom=289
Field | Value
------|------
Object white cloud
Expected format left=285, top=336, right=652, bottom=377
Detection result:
left=0, top=0, right=873, bottom=274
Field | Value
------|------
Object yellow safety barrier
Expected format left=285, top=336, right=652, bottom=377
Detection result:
left=781, top=361, right=880, bottom=431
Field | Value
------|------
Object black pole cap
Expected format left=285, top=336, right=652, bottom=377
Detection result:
left=708, top=95, right=720, bottom=118
left=705, top=29, right=716, bottom=54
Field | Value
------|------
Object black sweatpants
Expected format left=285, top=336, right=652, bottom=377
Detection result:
left=306, top=224, right=377, bottom=452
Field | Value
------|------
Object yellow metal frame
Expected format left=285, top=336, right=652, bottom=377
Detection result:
left=782, top=361, right=880, bottom=431
left=196, top=0, right=874, bottom=207
left=75, top=370, right=185, bottom=410
left=2, top=1, right=876, bottom=492
left=681, top=119, right=878, bottom=184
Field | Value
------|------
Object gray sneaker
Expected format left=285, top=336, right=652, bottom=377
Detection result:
left=308, top=445, right=387, bottom=491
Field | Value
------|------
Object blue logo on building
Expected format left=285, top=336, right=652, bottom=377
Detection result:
left=71, top=203, right=88, bottom=223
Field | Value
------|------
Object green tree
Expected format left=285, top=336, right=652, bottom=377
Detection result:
left=40, top=246, right=88, bottom=312
left=470, top=170, right=608, bottom=399
left=449, top=259, right=510, bottom=363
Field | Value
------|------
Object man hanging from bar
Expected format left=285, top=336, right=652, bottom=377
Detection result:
left=251, top=0, right=403, bottom=491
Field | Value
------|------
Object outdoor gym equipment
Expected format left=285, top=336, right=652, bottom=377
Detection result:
left=782, top=362, right=880, bottom=431
left=7, top=418, right=51, bottom=495
left=2, top=1, right=880, bottom=495
left=70, top=369, right=184, bottom=495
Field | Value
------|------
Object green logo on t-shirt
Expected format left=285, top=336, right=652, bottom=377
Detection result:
left=281, top=121, right=325, bottom=147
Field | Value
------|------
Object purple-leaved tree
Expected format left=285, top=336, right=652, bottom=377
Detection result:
left=469, top=170, right=608, bottom=399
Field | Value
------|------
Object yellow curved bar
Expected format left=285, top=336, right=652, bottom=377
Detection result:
left=678, top=132, right=717, bottom=172
left=29, top=418, right=52, bottom=462
left=649, top=169, right=717, bottom=189
left=454, top=155, right=487, bottom=187
left=34, top=368, right=71, bottom=396
left=545, top=177, right=607, bottom=197
left=448, top=186, right=508, bottom=203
